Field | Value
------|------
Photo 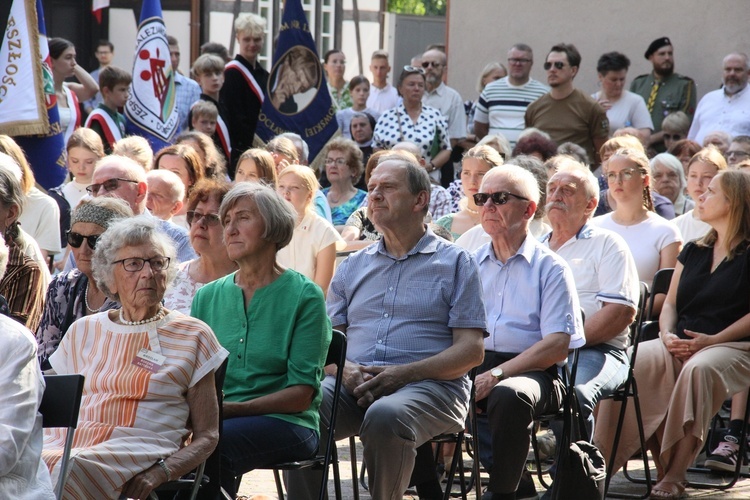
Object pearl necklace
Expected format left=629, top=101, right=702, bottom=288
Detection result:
left=84, top=284, right=101, bottom=314
left=119, top=307, right=167, bottom=326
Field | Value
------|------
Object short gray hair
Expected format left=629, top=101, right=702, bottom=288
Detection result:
left=219, top=182, right=296, bottom=250
left=278, top=132, right=309, bottom=164
left=0, top=153, right=25, bottom=216
left=650, top=153, right=686, bottom=191
left=92, top=215, right=178, bottom=302
left=482, top=164, right=540, bottom=205
left=549, top=159, right=601, bottom=208
left=377, top=153, right=432, bottom=213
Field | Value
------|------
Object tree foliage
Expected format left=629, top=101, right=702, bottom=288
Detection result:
left=387, top=0, right=446, bottom=16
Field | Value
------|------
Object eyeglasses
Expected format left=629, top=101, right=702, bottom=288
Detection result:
left=473, top=191, right=530, bottom=206
left=421, top=61, right=442, bottom=69
left=662, top=134, right=684, bottom=142
left=508, top=58, right=532, bottom=64
left=726, top=150, right=750, bottom=159
left=113, top=256, right=171, bottom=272
left=66, top=231, right=100, bottom=249
left=403, top=65, right=425, bottom=75
left=606, top=168, right=640, bottom=183
left=186, top=211, right=221, bottom=227
left=543, top=61, right=567, bottom=71
left=86, top=178, right=138, bottom=194
left=325, top=158, right=348, bottom=166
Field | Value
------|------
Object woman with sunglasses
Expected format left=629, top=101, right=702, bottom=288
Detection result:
left=591, top=148, right=681, bottom=313
left=36, top=197, right=132, bottom=369
left=163, top=179, right=237, bottom=315
left=373, top=66, right=451, bottom=184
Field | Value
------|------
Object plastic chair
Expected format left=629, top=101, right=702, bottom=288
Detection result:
left=151, top=358, right=229, bottom=500
left=267, top=329, right=348, bottom=500
left=40, top=374, right=85, bottom=500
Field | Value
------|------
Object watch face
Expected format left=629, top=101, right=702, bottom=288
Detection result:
left=491, top=368, right=503, bottom=379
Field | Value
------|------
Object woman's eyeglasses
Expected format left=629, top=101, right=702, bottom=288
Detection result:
left=66, top=231, right=101, bottom=249
left=186, top=211, right=221, bottom=227
left=113, top=256, right=171, bottom=272
left=325, top=158, right=348, bottom=166
left=606, top=168, right=640, bottom=183
left=473, top=191, right=530, bottom=206
left=543, top=61, right=567, bottom=71
left=403, top=65, right=425, bottom=75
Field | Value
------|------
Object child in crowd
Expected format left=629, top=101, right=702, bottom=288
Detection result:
left=145, top=169, right=185, bottom=223
left=112, top=135, right=154, bottom=171
left=190, top=54, right=231, bottom=162
left=336, top=75, right=380, bottom=140
left=62, top=128, right=104, bottom=210
left=84, top=65, right=131, bottom=153
left=235, top=148, right=277, bottom=186
left=191, top=100, right=219, bottom=138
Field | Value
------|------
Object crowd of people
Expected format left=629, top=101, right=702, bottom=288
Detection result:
left=2, top=10, right=750, bottom=500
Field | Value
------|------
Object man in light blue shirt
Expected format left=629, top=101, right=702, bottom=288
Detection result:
left=472, top=165, right=584, bottom=500
left=286, top=154, right=486, bottom=499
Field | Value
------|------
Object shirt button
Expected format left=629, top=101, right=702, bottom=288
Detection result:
left=378, top=340, right=383, bottom=344
left=239, top=338, right=244, bottom=343
left=389, top=287, right=393, bottom=291
left=237, top=354, right=242, bottom=359
left=384, top=313, right=389, bottom=318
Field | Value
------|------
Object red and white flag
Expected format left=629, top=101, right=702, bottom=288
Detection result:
left=92, top=0, right=109, bottom=23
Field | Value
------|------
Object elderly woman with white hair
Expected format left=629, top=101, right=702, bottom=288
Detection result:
left=191, top=182, right=331, bottom=497
left=42, top=215, right=228, bottom=499
left=651, top=153, right=693, bottom=216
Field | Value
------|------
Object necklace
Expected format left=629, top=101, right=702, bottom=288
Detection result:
left=465, top=205, right=479, bottom=215
left=119, top=307, right=167, bottom=326
left=84, top=283, right=102, bottom=314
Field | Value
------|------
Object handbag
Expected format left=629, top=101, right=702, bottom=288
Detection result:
left=549, top=358, right=607, bottom=500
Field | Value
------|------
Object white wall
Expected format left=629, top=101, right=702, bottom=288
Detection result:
left=447, top=0, right=749, bottom=103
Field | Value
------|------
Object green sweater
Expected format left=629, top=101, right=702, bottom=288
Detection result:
left=191, top=269, right=331, bottom=432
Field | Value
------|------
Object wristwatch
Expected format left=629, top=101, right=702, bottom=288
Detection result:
left=156, top=458, right=172, bottom=482
left=490, top=367, right=505, bottom=381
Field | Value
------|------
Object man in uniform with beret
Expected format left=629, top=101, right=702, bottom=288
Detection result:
left=630, top=37, right=697, bottom=152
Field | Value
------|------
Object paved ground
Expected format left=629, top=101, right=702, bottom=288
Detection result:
left=236, top=438, right=750, bottom=499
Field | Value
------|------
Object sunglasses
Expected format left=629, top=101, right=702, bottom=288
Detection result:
left=86, top=178, right=138, bottom=194
left=543, top=61, right=567, bottom=71
left=186, top=211, right=221, bottom=227
left=403, top=65, right=425, bottom=75
left=421, top=61, right=442, bottom=68
left=66, top=230, right=101, bottom=249
left=473, top=191, right=530, bottom=206
left=663, top=134, right=684, bottom=142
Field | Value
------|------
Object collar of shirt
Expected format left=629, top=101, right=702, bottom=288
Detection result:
left=476, top=232, right=535, bottom=266
left=365, top=225, right=438, bottom=260
left=540, top=223, right=594, bottom=247
left=425, top=81, right=446, bottom=97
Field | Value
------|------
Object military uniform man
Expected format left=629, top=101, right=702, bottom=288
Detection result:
left=630, top=37, right=696, bottom=152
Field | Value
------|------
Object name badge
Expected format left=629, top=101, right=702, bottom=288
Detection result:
left=132, top=348, right=166, bottom=373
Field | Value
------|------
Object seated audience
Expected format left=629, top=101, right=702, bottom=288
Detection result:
left=42, top=215, right=228, bottom=499
left=725, top=135, right=750, bottom=168
left=163, top=179, right=236, bottom=315
left=321, top=138, right=366, bottom=231
left=63, top=128, right=105, bottom=210
left=265, top=136, right=299, bottom=174
left=595, top=169, right=750, bottom=500
left=234, top=148, right=278, bottom=186
left=153, top=144, right=206, bottom=228
left=174, top=130, right=227, bottom=180
left=191, top=183, right=331, bottom=498
left=702, top=130, right=731, bottom=154
left=651, top=153, right=693, bottom=216
left=36, top=198, right=131, bottom=369
left=660, top=111, right=691, bottom=153
left=336, top=76, right=380, bottom=140
left=341, top=150, right=390, bottom=246
left=276, top=165, right=344, bottom=294
left=392, top=141, right=452, bottom=219
left=511, top=130, right=558, bottom=162
left=112, top=135, right=154, bottom=172
left=668, top=139, right=702, bottom=174
left=350, top=112, right=377, bottom=169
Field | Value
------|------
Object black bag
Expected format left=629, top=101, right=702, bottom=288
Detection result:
left=549, top=359, right=607, bottom=500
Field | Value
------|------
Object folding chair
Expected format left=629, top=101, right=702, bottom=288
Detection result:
left=645, top=268, right=674, bottom=324
left=348, top=368, right=481, bottom=499
left=267, top=329, right=348, bottom=500
left=604, top=282, right=653, bottom=499
left=152, top=358, right=229, bottom=500
left=40, top=374, right=85, bottom=500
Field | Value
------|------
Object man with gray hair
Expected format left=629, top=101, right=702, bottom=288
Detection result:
left=86, top=155, right=195, bottom=262
left=542, top=159, right=639, bottom=440
left=472, top=164, right=584, bottom=499
left=145, top=169, right=186, bottom=224
left=474, top=43, right=549, bottom=147
left=688, top=53, right=750, bottom=144
left=286, top=154, right=486, bottom=499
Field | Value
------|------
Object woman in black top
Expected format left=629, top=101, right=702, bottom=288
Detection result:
left=595, top=169, right=750, bottom=499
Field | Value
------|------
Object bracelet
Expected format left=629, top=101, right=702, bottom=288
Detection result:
left=428, top=161, right=436, bottom=172
left=156, top=458, right=172, bottom=482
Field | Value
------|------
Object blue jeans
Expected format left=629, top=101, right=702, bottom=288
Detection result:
left=220, top=415, right=318, bottom=497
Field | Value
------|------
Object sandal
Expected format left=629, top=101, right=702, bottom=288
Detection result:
left=650, top=480, right=686, bottom=499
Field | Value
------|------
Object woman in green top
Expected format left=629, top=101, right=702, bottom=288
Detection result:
left=191, top=182, right=331, bottom=498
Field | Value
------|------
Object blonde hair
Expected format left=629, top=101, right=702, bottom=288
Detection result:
left=600, top=135, right=644, bottom=164
left=608, top=148, right=655, bottom=211
left=67, top=128, right=105, bottom=158
left=278, top=164, right=319, bottom=213
left=686, top=145, right=727, bottom=174
left=463, top=144, right=504, bottom=168
left=235, top=13, right=265, bottom=37
left=112, top=136, right=154, bottom=171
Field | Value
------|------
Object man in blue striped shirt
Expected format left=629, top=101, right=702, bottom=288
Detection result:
left=286, top=153, right=486, bottom=500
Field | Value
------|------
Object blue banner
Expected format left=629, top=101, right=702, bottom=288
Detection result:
left=256, top=0, right=337, bottom=164
left=12, top=0, right=67, bottom=190
left=124, top=0, right=178, bottom=152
